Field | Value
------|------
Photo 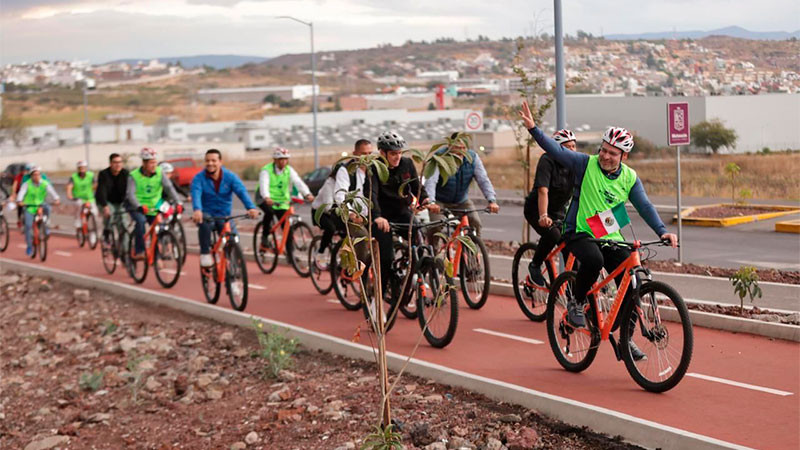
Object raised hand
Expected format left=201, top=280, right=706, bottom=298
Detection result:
left=518, top=101, right=536, bottom=129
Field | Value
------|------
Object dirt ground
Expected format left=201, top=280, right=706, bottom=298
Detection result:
left=0, top=270, right=642, bottom=450
left=686, top=205, right=778, bottom=218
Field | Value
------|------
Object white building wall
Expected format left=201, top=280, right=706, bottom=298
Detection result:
left=704, top=94, right=800, bottom=152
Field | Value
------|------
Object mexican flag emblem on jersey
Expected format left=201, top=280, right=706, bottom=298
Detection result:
left=586, top=202, right=630, bottom=238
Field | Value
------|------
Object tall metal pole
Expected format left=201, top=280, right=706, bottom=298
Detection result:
left=553, top=0, right=566, bottom=130
left=676, top=146, right=683, bottom=263
left=83, top=84, right=90, bottom=167
left=310, top=21, right=319, bottom=170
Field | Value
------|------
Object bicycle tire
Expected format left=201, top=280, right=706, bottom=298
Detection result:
left=361, top=265, right=399, bottom=334
left=308, top=235, right=334, bottom=295
left=127, top=232, right=149, bottom=284
left=174, top=219, right=187, bottom=266
left=392, top=242, right=417, bottom=319
left=288, top=221, right=313, bottom=277
left=118, top=228, right=131, bottom=275
left=200, top=251, right=221, bottom=304
left=86, top=214, right=98, bottom=249
left=101, top=227, right=117, bottom=274
left=332, top=240, right=362, bottom=311
left=546, top=271, right=599, bottom=372
left=225, top=243, right=248, bottom=312
left=417, top=257, right=459, bottom=348
left=37, top=221, right=48, bottom=262
left=253, top=221, right=279, bottom=274
left=620, top=280, right=693, bottom=393
left=512, top=242, right=552, bottom=322
left=459, top=234, right=490, bottom=310
left=0, top=215, right=8, bottom=252
left=76, top=226, right=85, bottom=247
left=153, top=231, right=182, bottom=288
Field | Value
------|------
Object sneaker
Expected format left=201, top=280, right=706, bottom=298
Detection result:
left=26, top=247, right=34, bottom=257
left=629, top=341, right=648, bottom=362
left=527, top=264, right=547, bottom=288
left=566, top=300, right=586, bottom=328
left=200, top=254, right=214, bottom=267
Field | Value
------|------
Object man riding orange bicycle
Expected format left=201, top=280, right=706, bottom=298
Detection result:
left=520, top=101, right=678, bottom=361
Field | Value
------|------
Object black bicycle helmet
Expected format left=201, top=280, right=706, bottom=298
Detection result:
left=376, top=131, right=407, bottom=151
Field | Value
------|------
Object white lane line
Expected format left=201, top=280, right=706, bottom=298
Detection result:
left=159, top=269, right=186, bottom=275
left=250, top=283, right=267, bottom=290
left=54, top=250, right=72, bottom=257
left=17, top=244, right=26, bottom=249
left=326, top=299, right=340, bottom=304
left=687, top=373, right=794, bottom=396
left=473, top=328, right=544, bottom=345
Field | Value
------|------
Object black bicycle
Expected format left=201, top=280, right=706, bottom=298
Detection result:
left=100, top=209, right=134, bottom=275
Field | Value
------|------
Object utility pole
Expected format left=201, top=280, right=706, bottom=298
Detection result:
left=553, top=0, right=566, bottom=130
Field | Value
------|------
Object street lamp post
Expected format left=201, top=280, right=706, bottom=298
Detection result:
left=553, top=0, right=566, bottom=130
left=82, top=78, right=95, bottom=167
left=275, top=16, right=319, bottom=170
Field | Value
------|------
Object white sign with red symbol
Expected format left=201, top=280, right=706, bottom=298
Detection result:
left=667, top=102, right=690, bottom=146
left=464, top=111, right=483, bottom=131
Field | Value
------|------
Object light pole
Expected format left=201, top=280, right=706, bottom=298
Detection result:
left=275, top=16, right=319, bottom=169
left=553, top=0, right=566, bottom=130
left=82, top=78, right=96, bottom=166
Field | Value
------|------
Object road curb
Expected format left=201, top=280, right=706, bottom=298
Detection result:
left=672, top=204, right=800, bottom=227
left=0, top=258, right=753, bottom=450
left=487, top=282, right=800, bottom=343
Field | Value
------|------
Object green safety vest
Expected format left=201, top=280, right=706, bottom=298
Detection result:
left=575, top=155, right=637, bottom=242
left=130, top=166, right=163, bottom=216
left=262, top=162, right=292, bottom=209
left=22, top=179, right=51, bottom=215
left=70, top=171, right=95, bottom=201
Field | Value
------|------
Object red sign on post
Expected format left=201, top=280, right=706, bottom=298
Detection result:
left=667, top=102, right=690, bottom=146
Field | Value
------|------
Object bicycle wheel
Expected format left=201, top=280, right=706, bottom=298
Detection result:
left=174, top=219, right=187, bottom=266
left=332, top=240, right=363, bottom=311
left=546, top=271, right=599, bottom=372
left=200, top=251, right=221, bottom=304
left=512, top=242, right=551, bottom=322
left=0, top=215, right=8, bottom=252
left=76, top=224, right=85, bottom=247
left=308, top=235, right=334, bottom=295
left=127, top=232, right=149, bottom=284
left=620, top=281, right=693, bottom=393
left=86, top=214, right=98, bottom=249
left=154, top=231, right=182, bottom=288
left=362, top=266, right=400, bottom=334
left=459, top=234, right=490, bottom=310
left=253, top=221, right=279, bottom=274
left=288, top=221, right=313, bottom=277
left=393, top=242, right=417, bottom=319
left=225, top=243, right=248, bottom=312
left=101, top=227, right=117, bottom=274
left=118, top=228, right=131, bottom=274
left=417, top=257, right=459, bottom=348
left=37, top=221, right=47, bottom=262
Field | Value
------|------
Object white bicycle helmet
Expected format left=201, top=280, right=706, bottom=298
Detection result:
left=552, top=129, right=576, bottom=144
left=76, top=160, right=88, bottom=168
left=140, top=147, right=157, bottom=160
left=376, top=131, right=407, bottom=151
left=159, top=162, right=174, bottom=173
left=602, top=127, right=635, bottom=153
left=273, top=147, right=290, bottom=159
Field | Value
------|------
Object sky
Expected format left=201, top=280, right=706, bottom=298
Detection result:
left=1, top=0, right=799, bottom=64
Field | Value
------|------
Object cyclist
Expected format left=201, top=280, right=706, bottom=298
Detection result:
left=520, top=102, right=677, bottom=359
left=66, top=160, right=98, bottom=232
left=424, top=132, right=499, bottom=236
left=96, top=153, right=130, bottom=229
left=11, top=164, right=31, bottom=229
left=256, top=147, right=314, bottom=252
left=16, top=166, right=60, bottom=256
left=126, top=147, right=180, bottom=260
left=311, top=139, right=374, bottom=255
left=373, top=131, right=440, bottom=291
left=160, top=162, right=192, bottom=202
left=523, top=129, right=577, bottom=288
left=191, top=149, right=259, bottom=268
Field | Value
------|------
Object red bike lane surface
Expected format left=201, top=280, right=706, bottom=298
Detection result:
left=2, top=235, right=798, bottom=450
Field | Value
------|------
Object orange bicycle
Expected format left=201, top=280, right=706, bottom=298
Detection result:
left=438, top=208, right=491, bottom=310
left=512, top=239, right=576, bottom=321
left=127, top=205, right=183, bottom=288
left=76, top=201, right=99, bottom=250
left=200, top=215, right=250, bottom=312
left=546, top=238, right=693, bottom=393
left=20, top=203, right=49, bottom=261
left=253, top=204, right=313, bottom=277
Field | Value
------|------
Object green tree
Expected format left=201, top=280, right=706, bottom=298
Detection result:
left=691, top=119, right=738, bottom=154
left=724, top=162, right=741, bottom=204
left=729, top=266, right=762, bottom=315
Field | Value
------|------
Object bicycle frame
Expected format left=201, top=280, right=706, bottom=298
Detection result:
left=133, top=212, right=165, bottom=265
left=571, top=242, right=646, bottom=341
left=80, top=201, right=93, bottom=234
left=269, top=205, right=296, bottom=255
left=32, top=206, right=45, bottom=247
left=444, top=214, right=469, bottom=275
left=207, top=221, right=235, bottom=283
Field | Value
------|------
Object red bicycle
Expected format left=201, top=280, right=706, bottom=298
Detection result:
left=253, top=203, right=313, bottom=277
left=200, top=215, right=251, bottom=312
left=512, top=239, right=576, bottom=321
left=20, top=203, right=49, bottom=261
left=76, top=201, right=98, bottom=250
left=126, top=205, right=183, bottom=288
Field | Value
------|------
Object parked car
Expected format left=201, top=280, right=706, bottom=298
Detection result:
left=301, top=166, right=332, bottom=196
left=2, top=162, right=28, bottom=189
left=164, top=158, right=203, bottom=187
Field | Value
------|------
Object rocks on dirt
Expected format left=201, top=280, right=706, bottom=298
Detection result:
left=498, top=413, right=522, bottom=424
left=505, top=426, right=539, bottom=450
left=23, top=435, right=70, bottom=450
left=485, top=437, right=506, bottom=450
left=409, top=422, right=438, bottom=447
left=72, top=289, right=91, bottom=302
left=244, top=431, right=260, bottom=445
left=268, top=386, right=291, bottom=402
left=230, top=442, right=247, bottom=450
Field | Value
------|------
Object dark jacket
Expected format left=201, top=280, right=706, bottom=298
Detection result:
left=95, top=167, right=129, bottom=207
left=374, top=157, right=427, bottom=221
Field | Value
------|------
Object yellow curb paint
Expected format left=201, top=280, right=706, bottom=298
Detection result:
left=775, top=220, right=800, bottom=234
left=672, top=204, right=800, bottom=228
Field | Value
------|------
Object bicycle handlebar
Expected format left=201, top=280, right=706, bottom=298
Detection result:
left=202, top=213, right=254, bottom=222
left=588, top=237, right=679, bottom=248
left=443, top=207, right=491, bottom=215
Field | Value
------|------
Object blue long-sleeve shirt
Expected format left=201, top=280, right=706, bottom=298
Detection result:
left=528, top=127, right=667, bottom=238
left=191, top=167, right=256, bottom=217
